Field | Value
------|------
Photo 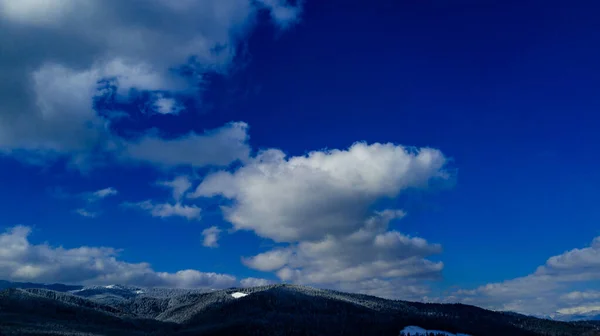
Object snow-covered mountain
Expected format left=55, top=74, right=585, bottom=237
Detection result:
left=553, top=311, right=600, bottom=322
left=1, top=281, right=599, bottom=336
left=400, top=325, right=472, bottom=336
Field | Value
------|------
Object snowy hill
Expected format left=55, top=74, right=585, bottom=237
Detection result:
left=400, top=325, right=472, bottom=336
left=553, top=311, right=600, bottom=322
left=0, top=281, right=599, bottom=336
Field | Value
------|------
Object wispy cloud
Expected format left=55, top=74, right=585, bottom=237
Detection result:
left=85, top=187, right=118, bottom=203
left=74, top=208, right=99, bottom=218
left=123, top=200, right=201, bottom=221
left=53, top=187, right=118, bottom=218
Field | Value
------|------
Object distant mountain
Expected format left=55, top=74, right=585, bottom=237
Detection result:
left=550, top=311, right=600, bottom=322
left=0, top=281, right=599, bottom=336
left=0, top=279, right=83, bottom=292
left=0, top=287, right=178, bottom=336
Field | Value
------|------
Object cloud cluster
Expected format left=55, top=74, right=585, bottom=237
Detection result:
left=0, top=0, right=471, bottom=305
left=447, top=236, right=600, bottom=317
left=0, top=225, right=236, bottom=288
left=193, top=142, right=449, bottom=298
left=0, top=0, right=300, bottom=167
left=241, top=209, right=443, bottom=299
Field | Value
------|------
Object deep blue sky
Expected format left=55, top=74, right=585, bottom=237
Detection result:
left=1, top=0, right=599, bottom=307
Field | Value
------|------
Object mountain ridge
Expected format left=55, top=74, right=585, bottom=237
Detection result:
left=0, top=281, right=599, bottom=336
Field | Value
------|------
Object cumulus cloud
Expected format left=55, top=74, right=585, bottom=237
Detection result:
left=536, top=237, right=600, bottom=281
left=240, top=277, right=273, bottom=287
left=243, top=249, right=293, bottom=272
left=202, top=226, right=222, bottom=248
left=0, top=225, right=236, bottom=288
left=193, top=142, right=447, bottom=242
left=243, top=210, right=443, bottom=299
left=0, top=63, right=108, bottom=155
left=124, top=200, right=201, bottom=221
left=447, top=235, right=600, bottom=318
left=122, top=122, right=250, bottom=168
left=152, top=94, right=184, bottom=115
left=0, top=0, right=301, bottom=165
left=193, top=142, right=449, bottom=298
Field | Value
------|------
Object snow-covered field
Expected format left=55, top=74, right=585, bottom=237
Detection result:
left=231, top=292, right=249, bottom=299
left=400, top=325, right=472, bottom=336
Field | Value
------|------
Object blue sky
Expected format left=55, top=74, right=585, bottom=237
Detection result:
left=0, top=0, right=599, bottom=318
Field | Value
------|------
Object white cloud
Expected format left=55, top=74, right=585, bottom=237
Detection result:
left=337, top=278, right=432, bottom=300
left=447, top=235, right=600, bottom=317
left=256, top=0, right=303, bottom=29
left=0, top=0, right=83, bottom=26
left=67, top=187, right=118, bottom=218
left=193, top=142, right=447, bottom=242
left=243, top=249, right=293, bottom=272
left=202, top=226, right=221, bottom=248
left=74, top=209, right=98, bottom=218
left=557, top=305, right=600, bottom=315
left=0, top=225, right=236, bottom=288
left=240, top=277, right=273, bottom=287
left=124, top=200, right=201, bottom=221
left=0, top=63, right=107, bottom=154
left=85, top=187, right=118, bottom=202
left=536, top=237, right=600, bottom=281
left=0, top=0, right=301, bottom=165
left=562, top=291, right=600, bottom=301
left=122, top=122, right=250, bottom=168
left=244, top=210, right=443, bottom=298
left=158, top=176, right=193, bottom=202
left=193, top=142, right=449, bottom=298
left=123, top=176, right=200, bottom=221
left=92, top=187, right=118, bottom=199
left=153, top=94, right=184, bottom=115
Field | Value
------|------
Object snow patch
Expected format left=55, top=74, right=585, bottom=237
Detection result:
left=104, top=285, right=116, bottom=289
left=134, top=290, right=144, bottom=294
left=400, top=326, right=472, bottom=336
left=231, top=292, right=249, bottom=299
